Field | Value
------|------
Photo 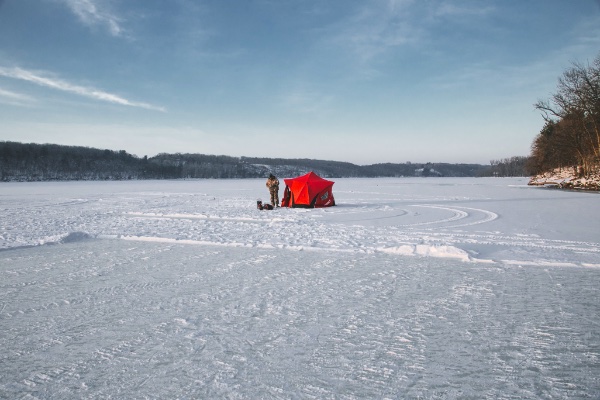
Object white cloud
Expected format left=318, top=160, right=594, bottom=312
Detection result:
left=433, top=3, right=494, bottom=18
left=0, top=87, right=35, bottom=106
left=0, top=66, right=165, bottom=112
left=317, top=0, right=422, bottom=67
left=59, top=0, right=123, bottom=36
left=323, top=0, right=496, bottom=66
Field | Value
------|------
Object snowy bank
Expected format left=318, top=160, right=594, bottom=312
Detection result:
left=528, top=166, right=600, bottom=190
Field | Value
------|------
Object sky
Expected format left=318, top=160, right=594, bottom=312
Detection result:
left=1, top=0, right=599, bottom=165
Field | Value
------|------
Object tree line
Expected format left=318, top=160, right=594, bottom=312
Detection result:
left=0, top=142, right=179, bottom=181
left=0, top=141, right=495, bottom=181
left=488, top=156, right=530, bottom=177
left=528, top=53, right=600, bottom=177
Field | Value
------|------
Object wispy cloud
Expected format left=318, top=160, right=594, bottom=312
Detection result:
left=281, top=87, right=334, bottom=114
left=0, top=66, right=165, bottom=112
left=328, top=0, right=418, bottom=64
left=323, top=0, right=495, bottom=66
left=433, top=3, right=494, bottom=18
left=59, top=0, right=124, bottom=36
left=0, top=87, right=35, bottom=106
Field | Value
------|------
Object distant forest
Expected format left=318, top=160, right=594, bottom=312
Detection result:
left=528, top=53, right=600, bottom=177
left=0, top=141, right=527, bottom=182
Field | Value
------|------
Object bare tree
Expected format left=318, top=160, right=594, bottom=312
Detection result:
left=533, top=53, right=600, bottom=175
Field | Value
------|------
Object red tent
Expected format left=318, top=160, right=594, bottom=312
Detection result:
left=280, top=171, right=336, bottom=208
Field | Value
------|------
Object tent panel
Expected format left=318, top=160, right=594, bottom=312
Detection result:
left=313, top=187, right=335, bottom=208
left=281, top=171, right=336, bottom=208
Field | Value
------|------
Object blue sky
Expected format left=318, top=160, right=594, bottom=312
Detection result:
left=1, top=0, right=599, bottom=165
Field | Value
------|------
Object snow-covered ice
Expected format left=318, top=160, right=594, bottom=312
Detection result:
left=1, top=177, right=599, bottom=398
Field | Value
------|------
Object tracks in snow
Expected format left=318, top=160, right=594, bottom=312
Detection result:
left=2, top=186, right=599, bottom=267
left=109, top=206, right=599, bottom=267
left=2, top=211, right=600, bottom=398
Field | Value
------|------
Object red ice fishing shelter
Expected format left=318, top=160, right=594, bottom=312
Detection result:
left=280, top=171, right=336, bottom=208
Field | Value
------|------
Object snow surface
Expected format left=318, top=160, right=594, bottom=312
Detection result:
left=1, top=177, right=599, bottom=398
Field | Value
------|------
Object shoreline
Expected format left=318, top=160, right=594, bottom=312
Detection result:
left=528, top=168, right=600, bottom=191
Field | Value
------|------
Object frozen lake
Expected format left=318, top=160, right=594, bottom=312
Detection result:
left=1, top=177, right=599, bottom=398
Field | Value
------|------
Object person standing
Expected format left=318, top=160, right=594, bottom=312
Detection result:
left=266, top=173, right=279, bottom=207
